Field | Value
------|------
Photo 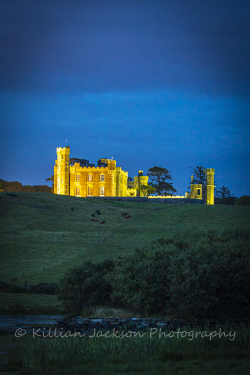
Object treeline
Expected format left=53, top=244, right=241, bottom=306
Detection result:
left=0, top=281, right=58, bottom=295
left=59, top=230, right=250, bottom=319
left=215, top=196, right=250, bottom=205
left=0, top=179, right=52, bottom=193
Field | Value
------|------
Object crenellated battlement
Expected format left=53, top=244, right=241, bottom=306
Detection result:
left=53, top=146, right=214, bottom=203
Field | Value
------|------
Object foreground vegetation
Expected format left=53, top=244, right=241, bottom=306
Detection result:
left=1, top=326, right=248, bottom=374
left=1, top=192, right=249, bottom=286
left=59, top=229, right=250, bottom=319
left=0, top=192, right=250, bottom=374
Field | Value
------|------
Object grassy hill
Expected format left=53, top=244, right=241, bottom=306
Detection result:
left=1, top=191, right=250, bottom=289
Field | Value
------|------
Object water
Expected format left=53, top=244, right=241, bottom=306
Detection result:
left=0, top=315, right=64, bottom=365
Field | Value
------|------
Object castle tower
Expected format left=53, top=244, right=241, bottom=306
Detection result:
left=138, top=171, right=149, bottom=196
left=203, top=168, right=215, bottom=205
left=190, top=175, right=203, bottom=200
left=54, top=146, right=70, bottom=195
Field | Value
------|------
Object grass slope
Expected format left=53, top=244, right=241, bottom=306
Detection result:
left=1, top=192, right=250, bottom=288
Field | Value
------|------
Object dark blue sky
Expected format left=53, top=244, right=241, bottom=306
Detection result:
left=0, top=0, right=249, bottom=196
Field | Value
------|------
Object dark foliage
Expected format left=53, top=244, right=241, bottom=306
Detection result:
left=0, top=281, right=58, bottom=295
left=28, top=282, right=58, bottom=295
left=147, top=166, right=176, bottom=196
left=235, top=195, right=250, bottom=205
left=57, top=231, right=250, bottom=319
left=215, top=196, right=237, bottom=205
left=58, top=259, right=115, bottom=315
left=0, top=179, right=51, bottom=193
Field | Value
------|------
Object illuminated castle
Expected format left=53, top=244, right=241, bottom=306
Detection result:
left=54, top=146, right=148, bottom=198
left=54, top=146, right=215, bottom=204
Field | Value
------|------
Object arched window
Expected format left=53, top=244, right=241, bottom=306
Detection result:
left=87, top=186, right=93, bottom=196
left=76, top=186, right=80, bottom=196
left=88, top=174, right=93, bottom=182
left=100, top=186, right=104, bottom=196
left=76, top=174, right=80, bottom=181
left=100, top=174, right=105, bottom=181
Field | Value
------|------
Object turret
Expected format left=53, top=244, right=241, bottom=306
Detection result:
left=204, top=168, right=215, bottom=205
left=54, top=146, right=70, bottom=195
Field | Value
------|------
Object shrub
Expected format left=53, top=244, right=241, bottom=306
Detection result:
left=58, top=258, right=114, bottom=315
left=235, top=195, right=250, bottom=205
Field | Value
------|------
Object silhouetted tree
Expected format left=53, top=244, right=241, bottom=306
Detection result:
left=215, top=186, right=231, bottom=199
left=147, top=167, right=176, bottom=196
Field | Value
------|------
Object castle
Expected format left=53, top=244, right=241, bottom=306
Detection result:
left=54, top=146, right=215, bottom=204
left=54, top=146, right=148, bottom=198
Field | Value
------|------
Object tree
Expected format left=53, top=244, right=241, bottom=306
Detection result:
left=215, top=186, right=231, bottom=199
left=45, top=175, right=54, bottom=183
left=139, top=185, right=156, bottom=197
left=147, top=167, right=176, bottom=196
left=58, top=259, right=114, bottom=315
left=190, top=166, right=206, bottom=185
left=235, top=195, right=250, bottom=205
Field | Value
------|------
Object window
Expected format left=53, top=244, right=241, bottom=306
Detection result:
left=197, top=189, right=200, bottom=196
left=61, top=179, right=63, bottom=184
left=100, top=186, right=105, bottom=196
left=76, top=174, right=80, bottom=181
left=76, top=186, right=80, bottom=196
left=88, top=174, right=93, bottom=181
left=87, top=186, right=93, bottom=196
left=100, top=174, right=105, bottom=181
left=62, top=155, right=63, bottom=159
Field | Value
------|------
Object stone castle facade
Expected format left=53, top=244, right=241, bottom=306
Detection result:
left=54, top=146, right=148, bottom=198
left=54, top=146, right=215, bottom=204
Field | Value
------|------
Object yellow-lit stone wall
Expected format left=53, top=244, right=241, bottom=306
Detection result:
left=54, top=146, right=70, bottom=195
left=132, top=172, right=149, bottom=196
left=69, top=164, right=115, bottom=198
left=204, top=168, right=215, bottom=205
left=54, top=147, right=128, bottom=198
left=190, top=184, right=203, bottom=200
left=115, top=167, right=128, bottom=196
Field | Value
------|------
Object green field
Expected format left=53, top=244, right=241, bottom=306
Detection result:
left=1, top=192, right=250, bottom=374
left=1, top=191, right=250, bottom=288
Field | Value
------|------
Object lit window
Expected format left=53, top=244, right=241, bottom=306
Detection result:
left=88, top=174, right=93, bottom=181
left=76, top=186, right=80, bottom=196
left=87, top=186, right=93, bottom=196
left=100, top=174, right=105, bottom=181
left=100, top=186, right=104, bottom=196
left=76, top=174, right=80, bottom=181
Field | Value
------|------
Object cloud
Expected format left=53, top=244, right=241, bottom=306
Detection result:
left=0, top=0, right=249, bottom=95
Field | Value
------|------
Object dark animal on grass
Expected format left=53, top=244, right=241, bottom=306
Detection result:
left=90, top=218, right=99, bottom=222
left=71, top=208, right=74, bottom=211
left=6, top=193, right=17, bottom=197
left=96, top=210, right=101, bottom=215
left=99, top=221, right=105, bottom=224
left=91, top=214, right=95, bottom=217
left=125, top=215, right=131, bottom=219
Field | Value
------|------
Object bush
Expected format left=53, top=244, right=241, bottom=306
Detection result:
left=28, top=282, right=58, bottom=295
left=58, top=259, right=114, bottom=315
left=215, top=196, right=237, bottom=205
left=58, top=231, right=250, bottom=319
left=235, top=195, right=250, bottom=205
left=109, top=231, right=250, bottom=318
